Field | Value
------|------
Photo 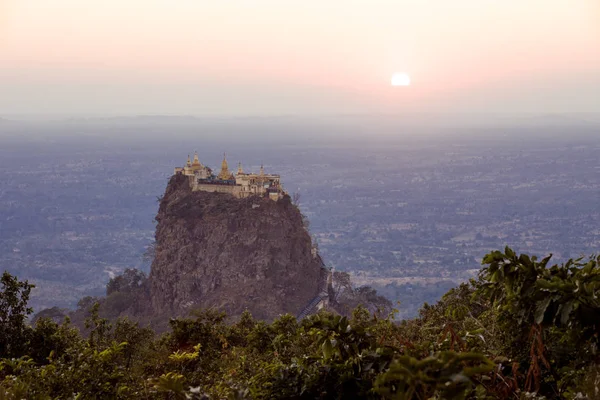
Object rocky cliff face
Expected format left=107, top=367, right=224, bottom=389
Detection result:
left=147, top=174, right=325, bottom=320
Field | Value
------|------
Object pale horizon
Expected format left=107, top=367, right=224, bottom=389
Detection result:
left=1, top=0, right=599, bottom=116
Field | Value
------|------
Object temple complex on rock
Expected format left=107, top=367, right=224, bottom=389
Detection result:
left=174, top=152, right=286, bottom=200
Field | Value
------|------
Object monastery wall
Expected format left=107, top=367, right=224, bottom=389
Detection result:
left=193, top=183, right=241, bottom=197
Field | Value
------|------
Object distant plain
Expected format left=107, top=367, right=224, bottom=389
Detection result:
left=1, top=116, right=599, bottom=318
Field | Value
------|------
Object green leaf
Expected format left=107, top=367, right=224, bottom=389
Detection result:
left=490, top=271, right=500, bottom=283
left=540, top=254, right=553, bottom=268
left=519, top=254, right=533, bottom=268
left=559, top=301, right=574, bottom=325
left=505, top=247, right=515, bottom=259
left=536, top=279, right=554, bottom=290
left=535, top=297, right=552, bottom=324
left=322, top=339, right=333, bottom=360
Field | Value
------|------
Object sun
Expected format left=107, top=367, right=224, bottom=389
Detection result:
left=391, top=73, right=410, bottom=87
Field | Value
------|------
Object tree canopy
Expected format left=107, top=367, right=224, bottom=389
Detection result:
left=1, top=248, right=599, bottom=399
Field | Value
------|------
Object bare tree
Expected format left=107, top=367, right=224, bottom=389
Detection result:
left=302, top=214, right=310, bottom=230
left=292, top=191, right=301, bottom=206
left=332, top=271, right=352, bottom=301
left=143, top=241, right=156, bottom=263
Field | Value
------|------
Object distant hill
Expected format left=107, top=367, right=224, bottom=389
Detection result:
left=65, top=115, right=204, bottom=124
left=514, top=113, right=600, bottom=126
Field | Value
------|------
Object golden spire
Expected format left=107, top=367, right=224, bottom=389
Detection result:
left=192, top=151, right=200, bottom=166
left=217, top=153, right=231, bottom=180
left=186, top=154, right=191, bottom=167
left=221, top=153, right=228, bottom=170
left=237, top=162, right=243, bottom=174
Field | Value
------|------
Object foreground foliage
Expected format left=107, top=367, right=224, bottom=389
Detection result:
left=1, top=248, right=599, bottom=399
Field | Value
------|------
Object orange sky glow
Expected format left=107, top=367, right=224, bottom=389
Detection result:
left=0, top=0, right=599, bottom=115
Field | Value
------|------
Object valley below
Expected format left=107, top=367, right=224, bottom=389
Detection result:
left=1, top=118, right=599, bottom=318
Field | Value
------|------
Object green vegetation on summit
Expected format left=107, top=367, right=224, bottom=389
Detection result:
left=2, top=247, right=599, bottom=399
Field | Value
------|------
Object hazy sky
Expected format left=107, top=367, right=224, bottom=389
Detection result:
left=1, top=1, right=599, bottom=116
